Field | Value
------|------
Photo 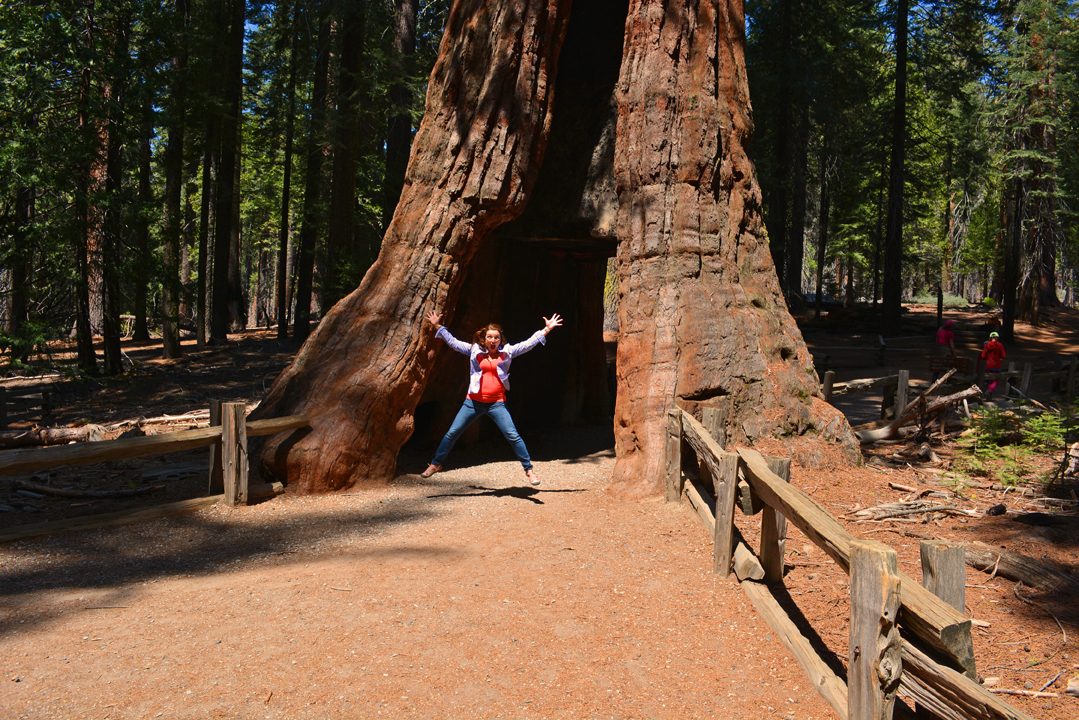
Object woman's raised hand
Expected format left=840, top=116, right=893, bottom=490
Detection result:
left=425, top=310, right=443, bottom=329
left=543, top=313, right=563, bottom=334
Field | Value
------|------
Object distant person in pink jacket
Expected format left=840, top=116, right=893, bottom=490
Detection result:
left=932, top=319, right=957, bottom=381
left=422, top=310, right=562, bottom=486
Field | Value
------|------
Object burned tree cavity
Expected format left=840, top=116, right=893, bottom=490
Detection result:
left=255, top=0, right=857, bottom=494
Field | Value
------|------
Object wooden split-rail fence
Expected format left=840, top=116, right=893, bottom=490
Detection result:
left=822, top=356, right=1078, bottom=417
left=0, top=383, right=56, bottom=430
left=0, top=402, right=307, bottom=543
left=665, top=406, right=1035, bottom=720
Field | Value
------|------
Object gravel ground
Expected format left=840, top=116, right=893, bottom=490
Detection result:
left=0, top=427, right=835, bottom=720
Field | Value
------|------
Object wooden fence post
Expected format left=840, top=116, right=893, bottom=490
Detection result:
left=976, top=358, right=986, bottom=391
left=760, top=458, right=791, bottom=583
left=895, top=370, right=909, bottom=420
left=849, top=539, right=903, bottom=720
left=1005, top=361, right=1017, bottom=397
left=713, top=452, right=739, bottom=576
left=920, top=540, right=965, bottom=614
left=823, top=370, right=835, bottom=403
left=208, top=400, right=223, bottom=495
left=221, top=402, right=248, bottom=507
left=698, top=408, right=722, bottom=489
left=1019, top=363, right=1034, bottom=397
left=665, top=408, right=683, bottom=503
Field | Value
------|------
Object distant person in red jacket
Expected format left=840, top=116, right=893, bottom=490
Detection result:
left=978, top=332, right=1006, bottom=400
left=932, top=320, right=957, bottom=381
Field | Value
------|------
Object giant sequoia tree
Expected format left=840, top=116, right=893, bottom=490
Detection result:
left=254, top=0, right=857, bottom=496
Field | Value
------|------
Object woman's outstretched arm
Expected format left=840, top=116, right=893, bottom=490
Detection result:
left=426, top=310, right=472, bottom=355
left=542, top=313, right=563, bottom=335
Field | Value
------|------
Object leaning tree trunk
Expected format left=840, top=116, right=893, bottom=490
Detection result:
left=607, top=0, right=856, bottom=497
left=254, top=0, right=573, bottom=492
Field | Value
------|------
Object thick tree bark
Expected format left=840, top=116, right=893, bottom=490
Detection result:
left=292, top=0, right=331, bottom=344
left=882, top=0, right=908, bottom=335
left=256, top=0, right=855, bottom=495
left=210, top=0, right=245, bottom=341
left=608, top=0, right=856, bottom=497
left=255, top=0, right=573, bottom=492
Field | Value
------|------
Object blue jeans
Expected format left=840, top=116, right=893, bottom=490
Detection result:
left=431, top=399, right=532, bottom=471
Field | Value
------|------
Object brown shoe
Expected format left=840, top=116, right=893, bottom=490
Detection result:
left=421, top=464, right=441, bottom=479
left=525, top=468, right=540, bottom=486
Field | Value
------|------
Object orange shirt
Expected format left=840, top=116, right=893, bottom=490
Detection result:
left=468, top=354, right=507, bottom=402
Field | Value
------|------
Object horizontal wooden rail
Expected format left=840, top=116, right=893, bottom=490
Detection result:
left=735, top=447, right=975, bottom=678
left=0, top=415, right=308, bottom=476
left=671, top=408, right=1036, bottom=719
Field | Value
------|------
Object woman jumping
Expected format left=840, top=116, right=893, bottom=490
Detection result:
left=421, top=310, right=562, bottom=485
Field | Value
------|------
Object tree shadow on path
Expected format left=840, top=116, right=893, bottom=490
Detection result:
left=426, top=485, right=590, bottom=505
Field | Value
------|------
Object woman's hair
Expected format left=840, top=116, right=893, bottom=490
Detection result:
left=473, top=323, right=503, bottom=346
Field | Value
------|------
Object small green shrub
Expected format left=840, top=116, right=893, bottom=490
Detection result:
left=958, top=404, right=1077, bottom=486
left=981, top=297, right=998, bottom=308
left=911, top=292, right=969, bottom=308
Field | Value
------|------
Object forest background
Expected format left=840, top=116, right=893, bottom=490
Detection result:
left=0, top=0, right=1076, bottom=375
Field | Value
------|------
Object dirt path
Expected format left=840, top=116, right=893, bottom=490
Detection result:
left=2, top=316, right=1078, bottom=718
left=1, top=428, right=833, bottom=720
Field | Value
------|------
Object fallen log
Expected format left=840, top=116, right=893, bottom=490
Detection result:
left=962, top=540, right=1079, bottom=592
left=0, top=425, right=105, bottom=447
left=848, top=501, right=979, bottom=521
left=856, top=385, right=981, bottom=443
left=12, top=478, right=166, bottom=499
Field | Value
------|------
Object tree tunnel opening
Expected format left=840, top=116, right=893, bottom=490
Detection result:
left=406, top=0, right=629, bottom=452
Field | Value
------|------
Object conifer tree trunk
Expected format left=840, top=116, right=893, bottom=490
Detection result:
left=383, top=0, right=418, bottom=232
left=162, top=0, right=189, bottom=357
left=255, top=0, right=574, bottom=491
left=74, top=4, right=100, bottom=373
left=292, top=0, right=331, bottom=343
left=276, top=3, right=299, bottom=339
left=325, top=0, right=367, bottom=309
left=882, top=0, right=908, bottom=335
left=210, top=0, right=245, bottom=341
left=196, top=123, right=215, bottom=348
left=227, top=141, right=246, bottom=331
left=255, top=0, right=855, bottom=494
left=608, top=0, right=854, bottom=497
left=134, top=119, right=152, bottom=342
left=99, top=12, right=130, bottom=375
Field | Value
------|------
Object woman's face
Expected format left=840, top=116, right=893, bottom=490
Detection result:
left=485, top=329, right=501, bottom=352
